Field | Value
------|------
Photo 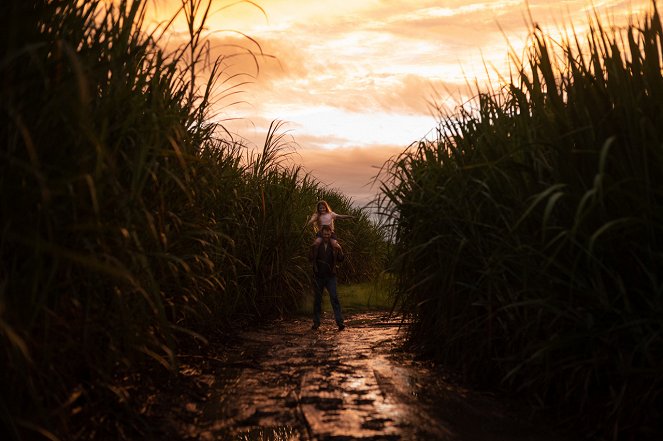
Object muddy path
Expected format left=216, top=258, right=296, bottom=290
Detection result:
left=148, top=312, right=568, bottom=441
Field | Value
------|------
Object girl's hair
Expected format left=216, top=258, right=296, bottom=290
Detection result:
left=315, top=200, right=332, bottom=213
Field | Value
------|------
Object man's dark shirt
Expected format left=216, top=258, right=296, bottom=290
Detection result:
left=310, top=242, right=344, bottom=278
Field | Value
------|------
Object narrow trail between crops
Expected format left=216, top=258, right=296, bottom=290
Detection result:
left=163, top=312, right=567, bottom=441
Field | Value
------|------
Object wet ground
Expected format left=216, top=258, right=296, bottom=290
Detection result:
left=159, top=312, right=567, bottom=441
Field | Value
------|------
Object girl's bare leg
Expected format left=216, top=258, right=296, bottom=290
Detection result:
left=331, top=238, right=342, bottom=250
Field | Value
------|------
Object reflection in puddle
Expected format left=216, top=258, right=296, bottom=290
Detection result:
left=192, top=313, right=566, bottom=441
left=218, top=426, right=301, bottom=441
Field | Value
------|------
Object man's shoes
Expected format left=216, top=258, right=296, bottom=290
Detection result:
left=338, top=324, right=345, bottom=331
left=311, top=324, right=319, bottom=330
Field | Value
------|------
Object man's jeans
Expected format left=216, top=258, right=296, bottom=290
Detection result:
left=313, top=276, right=344, bottom=327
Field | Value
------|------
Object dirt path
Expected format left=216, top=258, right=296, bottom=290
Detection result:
left=161, top=312, right=567, bottom=441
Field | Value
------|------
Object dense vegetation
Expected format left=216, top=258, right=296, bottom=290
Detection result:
left=378, top=4, right=663, bottom=440
left=0, top=1, right=386, bottom=438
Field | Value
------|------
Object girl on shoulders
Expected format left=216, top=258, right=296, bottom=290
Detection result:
left=307, top=200, right=353, bottom=250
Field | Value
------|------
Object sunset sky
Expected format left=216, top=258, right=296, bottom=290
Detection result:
left=151, top=0, right=654, bottom=207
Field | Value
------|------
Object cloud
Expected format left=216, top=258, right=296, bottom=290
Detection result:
left=201, top=31, right=475, bottom=122
left=151, top=0, right=656, bottom=208
left=295, top=144, right=408, bottom=207
left=206, top=118, right=410, bottom=207
left=164, top=1, right=508, bottom=125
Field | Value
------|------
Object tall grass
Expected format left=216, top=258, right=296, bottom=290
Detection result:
left=378, top=3, right=663, bottom=440
left=0, top=0, right=385, bottom=439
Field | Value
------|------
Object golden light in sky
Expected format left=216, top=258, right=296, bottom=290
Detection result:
left=149, top=0, right=655, bottom=206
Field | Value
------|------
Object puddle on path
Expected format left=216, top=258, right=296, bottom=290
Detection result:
left=174, top=312, right=566, bottom=441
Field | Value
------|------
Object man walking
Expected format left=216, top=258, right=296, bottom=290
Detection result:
left=309, top=224, right=345, bottom=331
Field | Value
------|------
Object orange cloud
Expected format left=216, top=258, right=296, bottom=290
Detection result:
left=295, top=144, right=408, bottom=207
left=147, top=0, right=655, bottom=206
